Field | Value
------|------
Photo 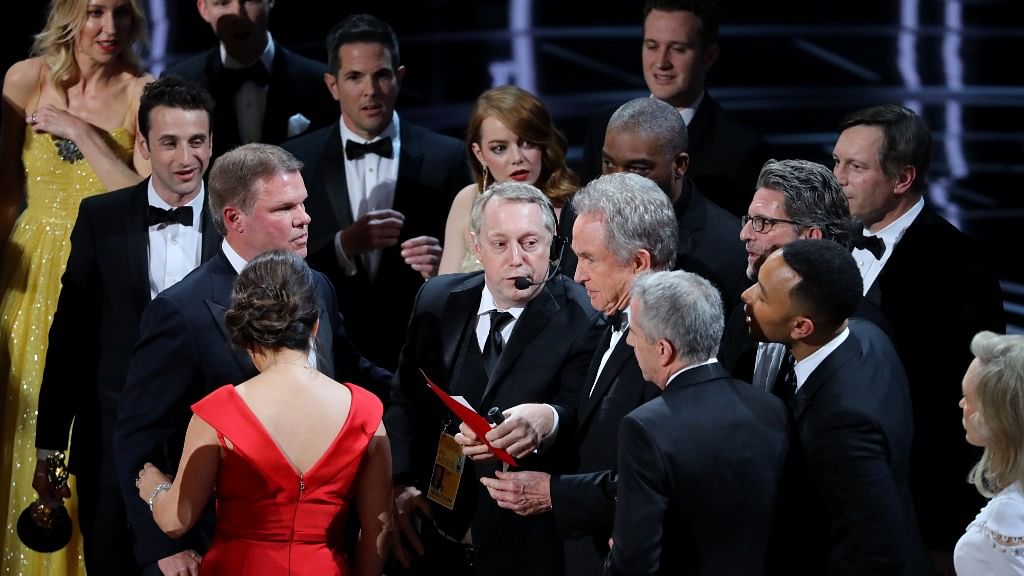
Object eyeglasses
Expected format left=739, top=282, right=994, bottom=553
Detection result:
left=741, top=215, right=803, bottom=234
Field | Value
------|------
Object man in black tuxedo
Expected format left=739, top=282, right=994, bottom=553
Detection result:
left=717, top=159, right=858, bottom=385
left=476, top=173, right=672, bottom=576
left=163, top=0, right=336, bottom=161
left=283, top=14, right=470, bottom=371
left=832, top=104, right=1005, bottom=566
left=563, top=97, right=747, bottom=314
left=741, top=240, right=932, bottom=575
left=32, top=76, right=218, bottom=575
left=606, top=269, right=788, bottom=575
left=114, top=144, right=391, bottom=576
left=385, top=183, right=602, bottom=576
left=578, top=0, right=770, bottom=216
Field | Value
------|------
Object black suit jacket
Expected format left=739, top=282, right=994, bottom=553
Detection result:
left=36, top=179, right=219, bottom=485
left=113, top=249, right=391, bottom=564
left=773, top=319, right=933, bottom=575
left=866, top=204, right=1005, bottom=551
left=579, top=92, right=772, bottom=216
left=549, top=326, right=660, bottom=576
left=163, top=46, right=336, bottom=160
left=607, top=362, right=789, bottom=576
left=385, top=272, right=602, bottom=576
left=283, top=120, right=469, bottom=370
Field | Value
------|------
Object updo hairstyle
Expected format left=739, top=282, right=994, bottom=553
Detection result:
left=224, top=251, right=319, bottom=352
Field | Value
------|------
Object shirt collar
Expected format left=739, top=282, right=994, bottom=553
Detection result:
left=339, top=110, right=400, bottom=146
left=221, top=239, right=248, bottom=274
left=220, top=32, right=275, bottom=72
left=864, top=196, right=925, bottom=255
left=650, top=90, right=704, bottom=126
left=476, top=283, right=525, bottom=321
left=665, top=358, right=719, bottom=388
left=793, top=327, right=851, bottom=389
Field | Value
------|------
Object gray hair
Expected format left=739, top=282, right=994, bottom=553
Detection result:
left=607, top=97, right=688, bottom=159
left=208, top=144, right=304, bottom=236
left=756, top=159, right=851, bottom=248
left=470, top=181, right=556, bottom=241
left=967, top=331, right=1024, bottom=496
left=571, top=173, right=677, bottom=270
left=631, top=270, right=723, bottom=365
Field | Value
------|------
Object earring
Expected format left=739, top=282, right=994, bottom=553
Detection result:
left=481, top=164, right=490, bottom=190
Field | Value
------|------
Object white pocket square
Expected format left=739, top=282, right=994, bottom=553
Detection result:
left=287, top=113, right=311, bottom=138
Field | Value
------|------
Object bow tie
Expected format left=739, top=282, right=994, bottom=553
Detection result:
left=607, top=310, right=628, bottom=332
left=850, top=221, right=886, bottom=259
left=148, top=205, right=193, bottom=228
left=345, top=137, right=394, bottom=160
left=222, top=62, right=270, bottom=88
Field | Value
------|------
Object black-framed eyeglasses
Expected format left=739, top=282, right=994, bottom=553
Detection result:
left=741, top=215, right=803, bottom=233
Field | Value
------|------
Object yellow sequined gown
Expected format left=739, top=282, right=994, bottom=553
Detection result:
left=0, top=126, right=134, bottom=575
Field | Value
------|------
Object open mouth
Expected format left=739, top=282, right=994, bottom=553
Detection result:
left=509, top=170, right=531, bottom=182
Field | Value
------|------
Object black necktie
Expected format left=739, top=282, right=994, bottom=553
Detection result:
left=222, top=62, right=270, bottom=88
left=850, top=221, right=886, bottom=259
left=481, top=310, right=513, bottom=379
left=772, top=352, right=797, bottom=403
left=147, top=205, right=193, bottom=228
left=345, top=137, right=394, bottom=160
left=607, top=310, right=627, bottom=332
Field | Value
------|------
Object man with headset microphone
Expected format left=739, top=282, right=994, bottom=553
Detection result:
left=384, top=181, right=602, bottom=576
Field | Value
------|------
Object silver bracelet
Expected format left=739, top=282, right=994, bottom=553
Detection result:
left=148, top=482, right=173, bottom=512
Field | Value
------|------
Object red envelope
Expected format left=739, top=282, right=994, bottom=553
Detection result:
left=420, top=369, right=517, bottom=467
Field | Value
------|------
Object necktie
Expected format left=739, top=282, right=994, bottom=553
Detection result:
left=147, top=205, right=193, bottom=228
left=772, top=352, right=797, bottom=403
left=345, top=137, right=394, bottom=160
left=222, top=62, right=270, bottom=88
left=850, top=221, right=886, bottom=259
left=481, top=310, right=513, bottom=379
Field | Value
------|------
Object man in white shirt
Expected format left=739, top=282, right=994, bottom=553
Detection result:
left=33, top=76, right=219, bottom=575
left=284, top=14, right=470, bottom=371
left=833, top=104, right=1005, bottom=565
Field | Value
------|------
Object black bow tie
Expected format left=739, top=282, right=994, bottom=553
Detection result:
left=148, top=205, right=193, bottom=228
left=607, top=310, right=628, bottom=332
left=222, top=62, right=270, bottom=88
left=850, top=221, right=886, bottom=259
left=345, top=137, right=394, bottom=160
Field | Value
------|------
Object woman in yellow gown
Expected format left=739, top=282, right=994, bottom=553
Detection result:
left=437, top=85, right=577, bottom=274
left=0, top=0, right=152, bottom=574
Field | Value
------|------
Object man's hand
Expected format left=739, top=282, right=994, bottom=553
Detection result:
left=480, top=470, right=552, bottom=516
left=31, top=458, right=69, bottom=508
left=340, top=209, right=405, bottom=256
left=455, top=403, right=555, bottom=460
left=157, top=550, right=201, bottom=576
left=391, top=485, right=432, bottom=568
left=400, top=235, right=442, bottom=279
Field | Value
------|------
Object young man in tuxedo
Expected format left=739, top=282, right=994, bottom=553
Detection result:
left=283, top=14, right=470, bottom=371
left=114, top=143, right=391, bottom=575
left=33, top=76, right=219, bottom=575
left=385, top=182, right=602, bottom=576
left=164, top=0, right=336, bottom=160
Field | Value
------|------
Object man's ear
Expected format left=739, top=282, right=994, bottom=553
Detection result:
left=801, top=227, right=824, bottom=240
left=674, top=152, right=690, bottom=179
left=893, top=165, right=917, bottom=196
left=138, top=134, right=151, bottom=161
left=324, top=72, right=340, bottom=102
left=790, top=315, right=815, bottom=342
left=224, top=207, right=243, bottom=233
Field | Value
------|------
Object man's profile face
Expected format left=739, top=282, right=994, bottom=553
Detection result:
left=140, top=105, right=212, bottom=205
left=233, top=171, right=311, bottom=259
left=641, top=9, right=717, bottom=108
left=739, top=188, right=807, bottom=281
left=326, top=41, right=404, bottom=141
left=832, top=124, right=900, bottom=230
left=572, top=212, right=637, bottom=316
left=472, top=199, right=552, bottom=310
left=197, top=0, right=272, bottom=62
left=601, top=128, right=682, bottom=198
left=740, top=251, right=799, bottom=345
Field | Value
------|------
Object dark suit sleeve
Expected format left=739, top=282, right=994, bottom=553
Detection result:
left=36, top=201, right=101, bottom=450
left=806, top=410, right=909, bottom=575
left=606, top=414, right=667, bottom=576
left=550, top=470, right=618, bottom=537
left=114, top=295, right=205, bottom=563
left=318, top=274, right=393, bottom=400
left=549, top=306, right=604, bottom=437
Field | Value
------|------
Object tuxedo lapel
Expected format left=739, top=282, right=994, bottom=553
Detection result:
left=440, top=275, right=484, bottom=376
left=205, top=51, right=242, bottom=152
left=261, top=49, right=289, bottom=144
left=578, top=330, right=633, bottom=427
left=202, top=252, right=252, bottom=376
left=482, top=284, right=559, bottom=404
left=392, top=124, right=423, bottom=216
left=125, top=180, right=152, bottom=313
left=320, top=125, right=354, bottom=230
left=199, top=201, right=221, bottom=262
left=790, top=336, right=858, bottom=420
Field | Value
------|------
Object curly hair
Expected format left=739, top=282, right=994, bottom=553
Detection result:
left=466, top=85, right=577, bottom=207
left=224, top=251, right=319, bottom=352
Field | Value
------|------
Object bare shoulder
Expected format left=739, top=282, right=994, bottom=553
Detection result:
left=452, top=183, right=480, bottom=211
left=3, top=58, right=46, bottom=110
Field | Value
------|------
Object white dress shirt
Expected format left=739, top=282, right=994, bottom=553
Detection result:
left=853, top=197, right=924, bottom=295
left=147, top=183, right=204, bottom=298
left=332, top=112, right=401, bottom=281
left=221, top=33, right=275, bottom=144
left=590, top=309, right=630, bottom=397
left=793, top=327, right=850, bottom=392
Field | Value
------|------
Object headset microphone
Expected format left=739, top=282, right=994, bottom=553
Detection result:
left=513, top=235, right=566, bottom=290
